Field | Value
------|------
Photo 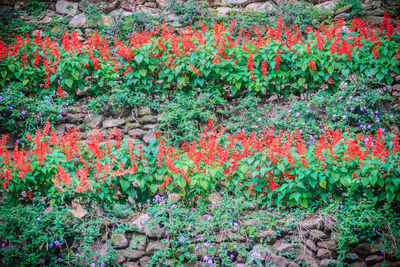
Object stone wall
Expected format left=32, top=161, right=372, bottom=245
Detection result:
left=81, top=200, right=400, bottom=266
left=2, top=0, right=399, bottom=31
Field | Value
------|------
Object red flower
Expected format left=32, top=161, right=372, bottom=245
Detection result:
left=274, top=49, right=282, bottom=70
left=308, top=59, right=317, bottom=70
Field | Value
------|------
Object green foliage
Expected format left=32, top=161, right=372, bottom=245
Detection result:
left=80, top=0, right=104, bottom=25
left=25, top=0, right=46, bottom=16
left=270, top=1, right=323, bottom=31
left=87, top=86, right=161, bottom=115
left=0, top=84, right=63, bottom=143
left=326, top=199, right=400, bottom=259
left=336, top=0, right=363, bottom=18
left=157, top=90, right=228, bottom=145
left=163, top=0, right=210, bottom=26
left=225, top=96, right=270, bottom=135
left=0, top=8, right=33, bottom=43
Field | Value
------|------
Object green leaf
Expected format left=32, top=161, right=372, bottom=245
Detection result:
left=319, top=180, right=327, bottom=189
left=298, top=78, right=306, bottom=86
left=200, top=180, right=208, bottom=190
left=120, top=180, right=130, bottom=192
left=23, top=79, right=29, bottom=86
left=1, top=70, right=7, bottom=79
left=65, top=77, right=73, bottom=88
left=177, top=76, right=184, bottom=85
left=135, top=54, right=144, bottom=64
left=139, top=69, right=147, bottom=77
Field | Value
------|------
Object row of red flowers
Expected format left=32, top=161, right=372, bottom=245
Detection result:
left=1, top=120, right=399, bottom=207
left=1, top=13, right=399, bottom=97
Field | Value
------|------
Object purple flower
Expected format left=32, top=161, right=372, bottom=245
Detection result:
left=21, top=110, right=26, bottom=116
left=76, top=253, right=80, bottom=257
left=372, top=227, right=376, bottom=232
left=368, top=125, right=372, bottom=129
left=54, top=240, right=60, bottom=246
left=381, top=250, right=385, bottom=255
left=258, top=117, right=262, bottom=122
left=179, top=236, right=185, bottom=242
left=36, top=217, right=41, bottom=221
left=0, top=96, right=2, bottom=101
left=343, top=115, right=347, bottom=120
left=1, top=243, right=5, bottom=248
left=91, top=263, right=96, bottom=267
left=58, top=257, right=62, bottom=262
left=343, top=82, right=348, bottom=87
left=251, top=251, right=260, bottom=258
left=100, top=263, right=105, bottom=267
left=165, top=231, right=169, bottom=236
left=230, top=254, right=235, bottom=259
left=203, top=255, right=209, bottom=261
left=296, top=112, right=300, bottom=117
left=333, top=114, right=336, bottom=118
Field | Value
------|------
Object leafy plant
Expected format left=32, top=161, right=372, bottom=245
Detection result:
left=336, top=0, right=363, bottom=18
left=25, top=0, right=46, bottom=16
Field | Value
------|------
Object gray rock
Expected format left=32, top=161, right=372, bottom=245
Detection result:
left=89, top=241, right=109, bottom=259
left=299, top=218, right=324, bottom=230
left=309, top=229, right=328, bottom=240
left=317, top=240, right=338, bottom=251
left=109, top=8, right=133, bottom=17
left=143, top=124, right=157, bottom=131
left=129, top=234, right=147, bottom=251
left=78, top=0, right=119, bottom=14
left=165, top=14, right=182, bottom=22
left=56, top=0, right=78, bottom=15
left=350, top=262, right=367, bottom=267
left=114, top=254, right=126, bottom=264
left=146, top=241, right=169, bottom=254
left=156, top=0, right=169, bottom=7
left=120, top=249, right=145, bottom=260
left=306, top=239, right=318, bottom=251
left=111, top=233, right=129, bottom=249
left=124, top=123, right=141, bottom=133
left=68, top=13, right=88, bottom=28
left=298, top=247, right=319, bottom=267
left=244, top=1, right=276, bottom=12
left=38, top=16, right=54, bottom=24
left=89, top=115, right=105, bottom=128
left=98, top=14, right=113, bottom=26
left=345, top=253, right=360, bottom=262
left=360, top=15, right=383, bottom=25
left=269, top=254, right=301, bottom=267
left=215, top=7, right=235, bottom=16
left=317, top=248, right=331, bottom=259
left=66, top=113, right=86, bottom=123
left=365, top=255, right=384, bottom=265
left=0, top=0, right=15, bottom=6
left=354, top=243, right=370, bottom=258
left=138, top=106, right=152, bottom=117
left=259, top=229, right=277, bottom=244
left=139, top=256, right=151, bottom=266
left=320, top=259, right=343, bottom=266
left=65, top=123, right=77, bottom=130
left=103, top=118, right=126, bottom=128
left=221, top=0, right=254, bottom=6
left=144, top=2, right=157, bottom=8
left=139, top=115, right=157, bottom=125
left=272, top=0, right=288, bottom=6
left=315, top=0, right=337, bottom=13
left=54, top=124, right=66, bottom=135
left=335, top=4, right=352, bottom=14
left=334, top=13, right=350, bottom=20
left=128, top=129, right=145, bottom=138
left=120, top=0, right=138, bottom=11
left=51, top=25, right=64, bottom=34
left=129, top=214, right=165, bottom=238
left=273, top=242, right=292, bottom=254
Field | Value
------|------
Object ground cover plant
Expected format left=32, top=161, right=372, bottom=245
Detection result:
left=1, top=9, right=400, bottom=267
left=0, top=14, right=399, bottom=100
